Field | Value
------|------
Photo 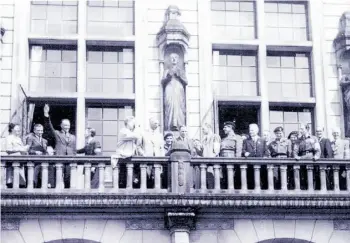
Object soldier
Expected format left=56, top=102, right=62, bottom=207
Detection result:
left=220, top=121, right=242, bottom=158
left=294, top=124, right=321, bottom=160
left=268, top=127, right=292, bottom=189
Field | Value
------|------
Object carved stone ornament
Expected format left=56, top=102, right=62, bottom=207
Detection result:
left=1, top=219, right=20, bottom=230
left=126, top=219, right=165, bottom=230
left=334, top=12, right=350, bottom=137
left=165, top=208, right=196, bottom=232
left=196, top=218, right=235, bottom=230
left=334, top=220, right=350, bottom=231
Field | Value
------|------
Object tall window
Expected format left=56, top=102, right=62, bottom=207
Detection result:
left=267, top=52, right=311, bottom=100
left=87, top=0, right=134, bottom=36
left=211, top=1, right=256, bottom=40
left=30, top=1, right=78, bottom=35
left=29, top=45, right=77, bottom=93
left=86, top=106, right=134, bottom=155
left=213, top=50, right=258, bottom=96
left=270, top=107, right=313, bottom=136
left=86, top=47, right=134, bottom=94
left=265, top=2, right=308, bottom=41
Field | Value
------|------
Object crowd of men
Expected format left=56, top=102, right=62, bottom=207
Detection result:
left=3, top=104, right=350, bottom=190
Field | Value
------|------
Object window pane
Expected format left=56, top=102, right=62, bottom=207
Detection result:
left=87, top=108, right=102, bottom=120
left=103, top=108, right=118, bottom=120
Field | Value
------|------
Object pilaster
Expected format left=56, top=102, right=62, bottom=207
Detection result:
left=165, top=208, right=196, bottom=243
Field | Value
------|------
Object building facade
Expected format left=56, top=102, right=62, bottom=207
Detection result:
left=1, top=0, right=350, bottom=243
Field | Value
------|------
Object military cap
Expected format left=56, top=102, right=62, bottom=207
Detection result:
left=223, top=121, right=235, bottom=129
left=164, top=132, right=174, bottom=140
left=273, top=126, right=284, bottom=133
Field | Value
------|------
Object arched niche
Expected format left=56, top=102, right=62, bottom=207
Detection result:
left=45, top=239, right=100, bottom=243
left=258, top=239, right=315, bottom=243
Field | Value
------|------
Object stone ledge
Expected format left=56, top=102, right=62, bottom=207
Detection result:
left=334, top=220, right=350, bottom=231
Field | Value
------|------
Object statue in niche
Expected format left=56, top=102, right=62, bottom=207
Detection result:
left=340, top=74, right=350, bottom=136
left=162, top=51, right=188, bottom=131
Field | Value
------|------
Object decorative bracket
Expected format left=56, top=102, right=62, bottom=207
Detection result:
left=165, top=208, right=196, bottom=233
left=334, top=12, right=350, bottom=70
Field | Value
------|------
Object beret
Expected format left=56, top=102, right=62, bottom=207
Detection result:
left=274, top=126, right=284, bottom=133
left=223, top=121, right=235, bottom=128
left=164, top=132, right=174, bottom=140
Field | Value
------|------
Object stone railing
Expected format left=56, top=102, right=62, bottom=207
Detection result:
left=1, top=155, right=350, bottom=195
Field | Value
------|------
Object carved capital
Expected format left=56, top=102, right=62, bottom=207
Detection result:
left=1, top=219, right=19, bottom=230
left=165, top=208, right=196, bottom=233
left=334, top=220, right=350, bottom=231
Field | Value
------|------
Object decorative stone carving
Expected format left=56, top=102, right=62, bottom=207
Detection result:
left=196, top=218, right=235, bottom=230
left=334, top=220, right=350, bottom=231
left=165, top=208, right=196, bottom=232
left=157, top=5, right=190, bottom=132
left=1, top=219, right=20, bottom=230
left=334, top=12, right=350, bottom=137
left=126, top=219, right=165, bottom=230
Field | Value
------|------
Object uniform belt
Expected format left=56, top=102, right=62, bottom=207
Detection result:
left=220, top=148, right=235, bottom=151
left=300, top=150, right=314, bottom=156
left=272, top=153, right=287, bottom=157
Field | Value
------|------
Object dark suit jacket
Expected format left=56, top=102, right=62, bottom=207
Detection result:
left=44, top=116, right=76, bottom=155
left=26, top=133, right=48, bottom=155
left=318, top=137, right=333, bottom=158
left=242, top=137, right=268, bottom=157
left=77, top=138, right=101, bottom=155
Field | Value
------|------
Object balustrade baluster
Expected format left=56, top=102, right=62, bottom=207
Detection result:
left=333, top=165, right=340, bottom=192
left=140, top=164, right=147, bottom=191
left=70, top=163, right=77, bottom=189
left=280, top=165, right=287, bottom=191
left=84, top=163, right=91, bottom=190
left=126, top=164, right=134, bottom=190
left=226, top=165, right=234, bottom=190
left=306, top=165, right=314, bottom=192
left=55, top=163, right=64, bottom=190
left=267, top=165, right=274, bottom=192
left=1, top=162, right=6, bottom=189
left=293, top=165, right=300, bottom=191
left=12, top=162, right=20, bottom=189
left=213, top=165, right=221, bottom=191
left=26, top=162, right=34, bottom=190
left=41, top=163, right=49, bottom=190
left=154, top=164, right=162, bottom=190
left=254, top=165, right=261, bottom=191
left=200, top=164, right=207, bottom=192
left=319, top=165, right=327, bottom=192
left=98, top=163, right=105, bottom=191
left=112, top=165, right=119, bottom=191
left=240, top=165, right=248, bottom=192
left=346, top=165, right=350, bottom=192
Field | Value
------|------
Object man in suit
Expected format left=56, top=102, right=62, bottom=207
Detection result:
left=331, top=127, right=350, bottom=159
left=316, top=126, right=333, bottom=158
left=243, top=123, right=268, bottom=158
left=77, top=127, right=102, bottom=188
left=43, top=104, right=76, bottom=188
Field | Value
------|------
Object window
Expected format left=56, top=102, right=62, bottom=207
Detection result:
left=267, top=52, right=311, bottom=100
left=213, top=50, right=258, bottom=96
left=86, top=106, right=134, bottom=155
left=30, top=0, right=78, bottom=35
left=87, top=0, right=134, bottom=36
left=86, top=47, right=134, bottom=94
left=29, top=45, right=77, bottom=93
left=211, top=1, right=256, bottom=40
left=269, top=107, right=313, bottom=137
left=265, top=2, right=308, bottom=41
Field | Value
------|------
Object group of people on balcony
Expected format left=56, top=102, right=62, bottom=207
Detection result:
left=2, top=104, right=350, bottom=190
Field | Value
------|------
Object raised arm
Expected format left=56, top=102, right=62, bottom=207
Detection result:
left=43, top=104, right=57, bottom=139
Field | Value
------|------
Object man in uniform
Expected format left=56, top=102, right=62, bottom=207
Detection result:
left=294, top=124, right=321, bottom=160
left=267, top=126, right=292, bottom=189
left=220, top=121, right=242, bottom=158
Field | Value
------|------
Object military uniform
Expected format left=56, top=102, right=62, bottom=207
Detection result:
left=220, top=134, right=242, bottom=158
left=294, top=135, right=321, bottom=159
left=268, top=138, right=292, bottom=158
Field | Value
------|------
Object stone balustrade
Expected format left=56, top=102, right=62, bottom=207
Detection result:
left=1, top=155, right=350, bottom=195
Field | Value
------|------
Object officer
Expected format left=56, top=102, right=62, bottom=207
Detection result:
left=294, top=124, right=321, bottom=160
left=220, top=121, right=242, bottom=158
left=268, top=126, right=292, bottom=158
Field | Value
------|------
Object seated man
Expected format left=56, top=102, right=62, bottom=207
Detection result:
left=77, top=127, right=102, bottom=189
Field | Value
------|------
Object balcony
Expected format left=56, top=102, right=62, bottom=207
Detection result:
left=1, top=155, right=350, bottom=210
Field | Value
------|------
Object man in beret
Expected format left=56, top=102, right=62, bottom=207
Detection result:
left=164, top=132, right=174, bottom=156
left=220, top=121, right=242, bottom=158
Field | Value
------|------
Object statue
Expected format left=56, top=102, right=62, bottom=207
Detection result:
left=340, top=75, right=350, bottom=136
left=162, top=52, right=188, bottom=131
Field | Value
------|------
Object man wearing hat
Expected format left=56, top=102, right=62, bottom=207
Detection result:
left=267, top=126, right=292, bottom=158
left=220, top=121, right=242, bottom=158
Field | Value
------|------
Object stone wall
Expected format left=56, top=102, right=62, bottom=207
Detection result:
left=1, top=218, right=349, bottom=243
left=0, top=1, right=14, bottom=138
left=322, top=0, right=350, bottom=136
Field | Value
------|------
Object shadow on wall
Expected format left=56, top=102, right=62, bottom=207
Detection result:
left=258, top=239, right=314, bottom=243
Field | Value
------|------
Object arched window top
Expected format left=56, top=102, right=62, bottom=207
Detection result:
left=258, top=239, right=315, bottom=243
left=45, top=239, right=100, bottom=243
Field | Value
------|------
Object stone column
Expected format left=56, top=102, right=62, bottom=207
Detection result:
left=166, top=208, right=196, bottom=243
